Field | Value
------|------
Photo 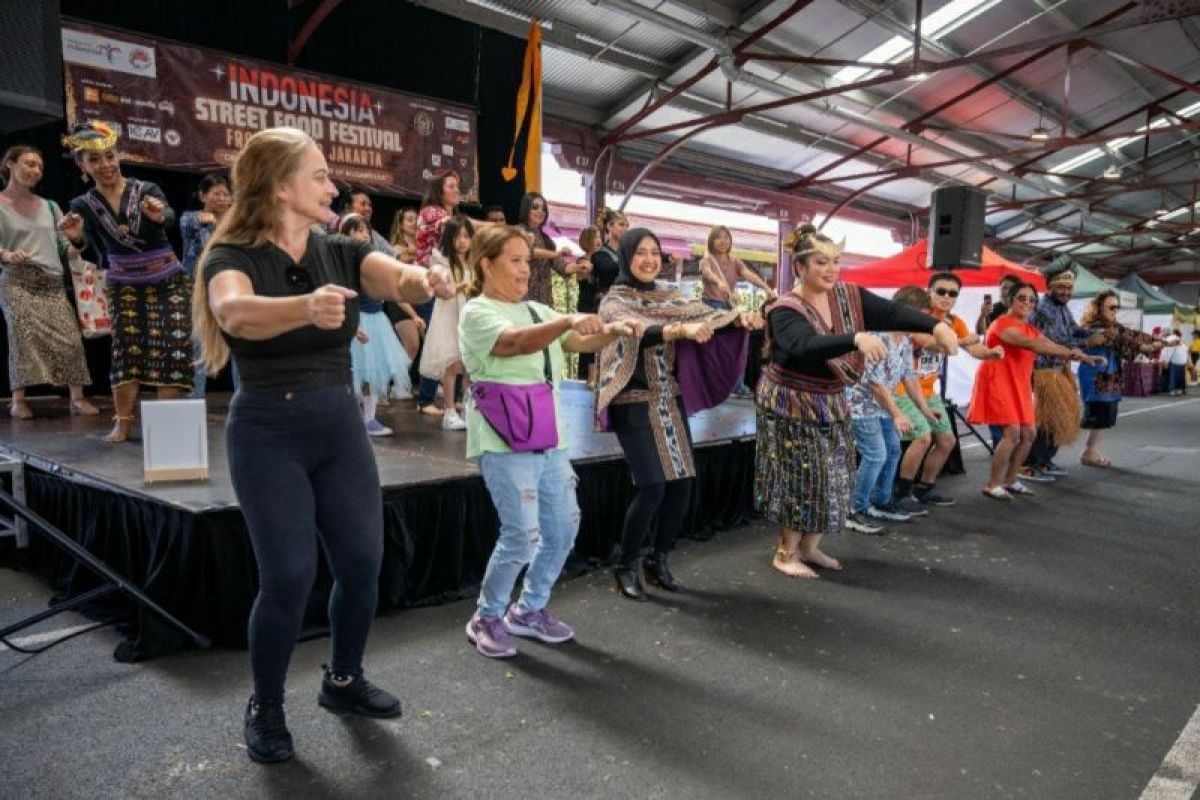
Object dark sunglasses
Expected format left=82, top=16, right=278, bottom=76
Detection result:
left=933, top=287, right=959, bottom=298
left=285, top=265, right=315, bottom=293
left=1103, top=304, right=1119, bottom=311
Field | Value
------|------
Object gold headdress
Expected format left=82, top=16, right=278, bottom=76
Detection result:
left=784, top=223, right=845, bottom=260
left=62, top=121, right=119, bottom=153
left=595, top=206, right=628, bottom=230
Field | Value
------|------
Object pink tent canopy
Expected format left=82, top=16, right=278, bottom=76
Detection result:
left=841, top=239, right=1046, bottom=290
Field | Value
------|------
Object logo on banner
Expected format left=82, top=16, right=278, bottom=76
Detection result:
left=445, top=116, right=470, bottom=133
left=164, top=130, right=181, bottom=147
left=62, top=28, right=157, bottom=78
left=127, top=124, right=162, bottom=143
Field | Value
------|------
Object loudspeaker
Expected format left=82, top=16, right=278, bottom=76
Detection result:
left=0, top=1, right=63, bottom=134
left=927, top=185, right=986, bottom=269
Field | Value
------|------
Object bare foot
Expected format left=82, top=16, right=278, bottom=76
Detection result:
left=801, top=549, right=842, bottom=571
left=101, top=418, right=133, bottom=443
left=71, top=399, right=100, bottom=416
left=772, top=551, right=819, bottom=579
left=9, top=401, right=33, bottom=420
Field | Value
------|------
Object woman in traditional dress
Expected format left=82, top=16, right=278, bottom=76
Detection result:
left=756, top=224, right=957, bottom=578
left=0, top=145, right=95, bottom=418
left=1076, top=289, right=1161, bottom=467
left=596, top=227, right=760, bottom=600
left=968, top=281, right=1103, bottom=500
left=58, top=121, right=193, bottom=442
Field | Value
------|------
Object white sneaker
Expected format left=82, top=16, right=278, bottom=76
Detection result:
left=442, top=408, right=467, bottom=431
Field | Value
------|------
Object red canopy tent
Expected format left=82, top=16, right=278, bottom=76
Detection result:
left=841, top=239, right=1046, bottom=290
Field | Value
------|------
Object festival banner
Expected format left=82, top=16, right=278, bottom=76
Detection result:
left=60, top=21, right=480, bottom=199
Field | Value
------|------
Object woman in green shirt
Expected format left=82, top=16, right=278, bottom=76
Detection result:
left=457, top=225, right=635, bottom=659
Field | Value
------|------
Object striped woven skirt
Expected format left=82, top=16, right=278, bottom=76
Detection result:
left=0, top=265, right=91, bottom=390
left=753, top=373, right=855, bottom=536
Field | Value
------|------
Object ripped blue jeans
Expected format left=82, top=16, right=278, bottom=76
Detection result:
left=476, top=448, right=581, bottom=618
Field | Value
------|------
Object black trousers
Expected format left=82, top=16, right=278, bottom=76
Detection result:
left=227, top=383, right=384, bottom=704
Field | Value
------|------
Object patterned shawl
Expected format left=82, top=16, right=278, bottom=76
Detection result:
left=594, top=283, right=742, bottom=417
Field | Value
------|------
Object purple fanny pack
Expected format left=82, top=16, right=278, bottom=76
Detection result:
left=470, top=304, right=559, bottom=453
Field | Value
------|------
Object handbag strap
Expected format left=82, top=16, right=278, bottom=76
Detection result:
left=524, top=303, right=554, bottom=385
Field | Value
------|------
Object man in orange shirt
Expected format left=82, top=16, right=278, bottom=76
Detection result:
left=894, top=272, right=1002, bottom=507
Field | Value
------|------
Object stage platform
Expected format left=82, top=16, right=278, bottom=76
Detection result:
left=0, top=383, right=758, bottom=659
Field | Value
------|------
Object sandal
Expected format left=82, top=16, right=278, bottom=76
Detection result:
left=1004, top=481, right=1035, bottom=497
left=1080, top=454, right=1111, bottom=468
left=981, top=486, right=1013, bottom=501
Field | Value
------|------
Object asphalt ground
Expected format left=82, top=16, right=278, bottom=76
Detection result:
left=2, top=394, right=1198, bottom=800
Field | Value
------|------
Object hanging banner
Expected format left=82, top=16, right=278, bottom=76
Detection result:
left=60, top=21, right=479, bottom=199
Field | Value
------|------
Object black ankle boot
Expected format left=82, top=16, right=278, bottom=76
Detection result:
left=613, top=564, right=648, bottom=601
left=317, top=666, right=402, bottom=718
left=244, top=696, right=294, bottom=764
left=643, top=553, right=680, bottom=592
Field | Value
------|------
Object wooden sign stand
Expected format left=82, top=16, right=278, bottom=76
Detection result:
left=141, top=399, right=209, bottom=483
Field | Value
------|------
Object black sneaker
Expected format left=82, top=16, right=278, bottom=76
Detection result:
left=244, top=697, right=294, bottom=764
left=317, top=667, right=402, bottom=718
left=1018, top=467, right=1054, bottom=484
left=871, top=502, right=912, bottom=523
left=1042, top=462, right=1069, bottom=477
left=846, top=511, right=885, bottom=535
left=913, top=487, right=956, bottom=507
left=893, top=496, right=930, bottom=517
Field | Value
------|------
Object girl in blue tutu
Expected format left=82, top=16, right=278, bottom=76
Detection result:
left=340, top=214, right=412, bottom=436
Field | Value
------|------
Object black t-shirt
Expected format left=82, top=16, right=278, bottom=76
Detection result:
left=203, top=232, right=371, bottom=391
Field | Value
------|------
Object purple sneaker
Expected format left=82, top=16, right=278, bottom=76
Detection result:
left=465, top=613, right=517, bottom=659
left=364, top=419, right=393, bottom=437
left=503, top=604, right=575, bottom=644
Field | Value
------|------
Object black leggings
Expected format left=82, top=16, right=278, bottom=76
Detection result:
left=617, top=479, right=693, bottom=567
left=227, top=383, right=384, bottom=705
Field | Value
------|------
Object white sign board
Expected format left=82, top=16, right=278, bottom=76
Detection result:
left=141, top=400, right=208, bottom=483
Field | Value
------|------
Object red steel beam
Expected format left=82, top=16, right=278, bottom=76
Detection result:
left=288, top=0, right=344, bottom=65
left=787, top=3, right=1137, bottom=191
left=602, top=0, right=816, bottom=147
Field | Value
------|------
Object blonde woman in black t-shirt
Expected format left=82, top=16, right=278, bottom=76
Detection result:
left=194, top=127, right=453, bottom=765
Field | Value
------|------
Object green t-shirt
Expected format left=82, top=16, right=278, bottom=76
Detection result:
left=458, top=296, right=570, bottom=459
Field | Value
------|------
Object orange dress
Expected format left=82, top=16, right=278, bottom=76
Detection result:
left=967, top=315, right=1039, bottom=426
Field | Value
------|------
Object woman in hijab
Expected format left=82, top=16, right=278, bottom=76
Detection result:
left=595, top=228, right=761, bottom=601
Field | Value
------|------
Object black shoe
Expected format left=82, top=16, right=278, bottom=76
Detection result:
left=613, top=565, right=648, bottom=601
left=846, top=511, right=886, bottom=535
left=244, top=696, right=294, bottom=764
left=892, top=496, right=930, bottom=517
left=913, top=485, right=956, bottom=507
left=643, top=553, right=681, bottom=592
left=317, top=668, right=402, bottom=718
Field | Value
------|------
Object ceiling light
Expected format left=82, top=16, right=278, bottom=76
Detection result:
left=1102, top=163, right=1122, bottom=180
left=906, top=71, right=929, bottom=82
left=1030, top=103, right=1050, bottom=140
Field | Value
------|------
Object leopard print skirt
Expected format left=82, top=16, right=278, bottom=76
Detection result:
left=0, top=265, right=91, bottom=389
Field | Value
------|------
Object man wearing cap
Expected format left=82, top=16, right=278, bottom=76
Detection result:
left=1022, top=263, right=1102, bottom=481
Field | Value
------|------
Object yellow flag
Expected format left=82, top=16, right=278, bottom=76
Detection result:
left=502, top=19, right=541, bottom=191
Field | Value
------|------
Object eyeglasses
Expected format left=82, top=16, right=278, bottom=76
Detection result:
left=1013, top=294, right=1036, bottom=304
left=1103, top=304, right=1119, bottom=311
left=933, top=287, right=959, bottom=298
left=285, top=265, right=315, bottom=293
